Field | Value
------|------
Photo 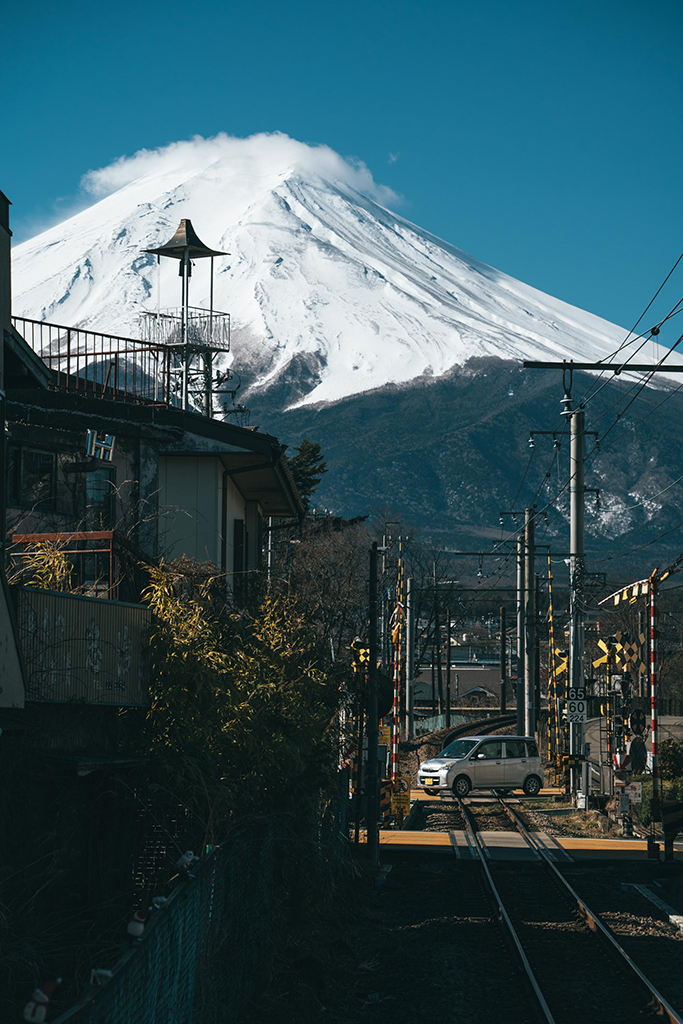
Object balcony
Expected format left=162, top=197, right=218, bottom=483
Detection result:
left=10, top=531, right=146, bottom=602
left=11, top=309, right=232, bottom=414
left=14, top=586, right=150, bottom=705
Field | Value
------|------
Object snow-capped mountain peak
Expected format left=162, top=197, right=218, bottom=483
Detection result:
left=11, top=132, right=655, bottom=408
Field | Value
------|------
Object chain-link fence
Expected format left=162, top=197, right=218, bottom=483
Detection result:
left=52, top=790, right=349, bottom=1024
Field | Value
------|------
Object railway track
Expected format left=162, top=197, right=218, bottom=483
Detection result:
left=454, top=793, right=683, bottom=1024
left=438, top=712, right=517, bottom=748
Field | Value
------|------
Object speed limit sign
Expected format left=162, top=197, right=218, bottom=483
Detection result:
left=566, top=687, right=587, bottom=723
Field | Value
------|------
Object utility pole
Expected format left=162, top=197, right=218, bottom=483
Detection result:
left=638, top=609, right=646, bottom=698
left=516, top=534, right=525, bottom=736
left=650, top=576, right=660, bottom=819
left=367, top=541, right=380, bottom=865
left=534, top=574, right=541, bottom=728
left=524, top=509, right=536, bottom=736
left=406, top=577, right=414, bottom=739
left=569, top=406, right=586, bottom=796
left=433, top=562, right=444, bottom=714
left=500, top=605, right=507, bottom=713
left=266, top=516, right=273, bottom=588
left=446, top=608, right=452, bottom=728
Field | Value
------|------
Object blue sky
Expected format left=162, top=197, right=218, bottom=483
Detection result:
left=3, top=0, right=682, bottom=333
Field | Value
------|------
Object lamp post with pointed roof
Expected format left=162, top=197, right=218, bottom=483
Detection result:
left=144, top=219, right=229, bottom=416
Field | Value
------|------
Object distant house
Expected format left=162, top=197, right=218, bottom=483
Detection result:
left=414, top=664, right=514, bottom=706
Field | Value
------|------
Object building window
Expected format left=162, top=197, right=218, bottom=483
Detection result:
left=8, top=446, right=56, bottom=511
left=85, top=468, right=116, bottom=529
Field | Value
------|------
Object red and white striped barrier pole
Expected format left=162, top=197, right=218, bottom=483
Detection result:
left=650, top=576, right=660, bottom=817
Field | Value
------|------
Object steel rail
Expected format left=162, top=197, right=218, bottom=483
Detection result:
left=438, top=713, right=516, bottom=747
left=457, top=798, right=556, bottom=1024
left=498, top=795, right=683, bottom=1024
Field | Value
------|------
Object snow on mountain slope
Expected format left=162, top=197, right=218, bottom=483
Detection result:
left=11, top=133, right=659, bottom=408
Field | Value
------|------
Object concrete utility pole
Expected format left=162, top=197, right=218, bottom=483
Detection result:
left=524, top=509, right=536, bottom=736
left=446, top=608, right=452, bottom=728
left=500, top=605, right=507, bottom=713
left=367, top=541, right=380, bottom=865
left=650, top=577, right=660, bottom=818
left=516, top=534, right=525, bottom=736
left=433, top=561, right=444, bottom=714
left=406, top=577, right=414, bottom=739
left=569, top=407, right=586, bottom=795
left=535, top=574, right=541, bottom=728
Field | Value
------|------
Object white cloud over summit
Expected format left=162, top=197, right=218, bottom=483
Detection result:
left=81, top=131, right=400, bottom=207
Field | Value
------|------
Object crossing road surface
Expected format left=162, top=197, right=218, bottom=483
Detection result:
left=361, top=829, right=683, bottom=859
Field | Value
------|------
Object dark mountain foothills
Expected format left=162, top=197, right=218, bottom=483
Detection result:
left=246, top=356, right=683, bottom=573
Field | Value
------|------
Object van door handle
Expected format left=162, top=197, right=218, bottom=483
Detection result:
left=521, top=759, right=527, bottom=763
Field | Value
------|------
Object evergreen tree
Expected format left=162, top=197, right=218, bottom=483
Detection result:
left=288, top=439, right=328, bottom=512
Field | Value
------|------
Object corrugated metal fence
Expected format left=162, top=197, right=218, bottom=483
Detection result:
left=15, top=587, right=150, bottom=705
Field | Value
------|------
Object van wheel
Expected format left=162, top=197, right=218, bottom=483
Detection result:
left=523, top=775, right=542, bottom=796
left=452, top=775, right=471, bottom=798
left=424, top=789, right=439, bottom=796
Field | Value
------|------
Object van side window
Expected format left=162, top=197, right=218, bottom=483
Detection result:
left=526, top=741, right=539, bottom=757
left=505, top=740, right=526, bottom=758
left=477, top=741, right=503, bottom=759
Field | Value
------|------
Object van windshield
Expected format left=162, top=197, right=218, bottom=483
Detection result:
left=438, top=739, right=478, bottom=759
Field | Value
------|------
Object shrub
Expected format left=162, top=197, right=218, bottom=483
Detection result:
left=659, top=738, right=683, bottom=780
left=140, top=560, right=343, bottom=843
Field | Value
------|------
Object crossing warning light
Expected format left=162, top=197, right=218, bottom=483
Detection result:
left=351, top=638, right=370, bottom=668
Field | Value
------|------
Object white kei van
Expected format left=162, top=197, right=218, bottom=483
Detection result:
left=417, top=735, right=543, bottom=797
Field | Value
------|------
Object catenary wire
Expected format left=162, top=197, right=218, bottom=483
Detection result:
left=578, top=251, right=683, bottom=406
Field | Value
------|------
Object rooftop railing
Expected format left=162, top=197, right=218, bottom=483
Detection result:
left=12, top=311, right=231, bottom=410
left=12, top=315, right=176, bottom=404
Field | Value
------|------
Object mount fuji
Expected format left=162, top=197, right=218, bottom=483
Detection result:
left=11, top=132, right=653, bottom=410
left=11, top=134, right=683, bottom=563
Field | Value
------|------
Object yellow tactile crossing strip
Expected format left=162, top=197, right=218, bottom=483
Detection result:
left=378, top=830, right=452, bottom=846
left=410, top=787, right=564, bottom=802
left=369, top=829, right=683, bottom=858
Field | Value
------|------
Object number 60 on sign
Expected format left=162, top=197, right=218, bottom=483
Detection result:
left=566, top=688, right=587, bottom=723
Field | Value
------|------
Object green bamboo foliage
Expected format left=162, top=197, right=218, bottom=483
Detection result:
left=16, top=542, right=74, bottom=592
left=141, top=560, right=340, bottom=838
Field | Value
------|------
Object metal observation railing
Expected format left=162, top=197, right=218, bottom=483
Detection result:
left=138, top=307, right=230, bottom=351
left=12, top=310, right=230, bottom=408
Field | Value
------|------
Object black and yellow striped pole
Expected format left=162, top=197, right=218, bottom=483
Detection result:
left=547, top=555, right=559, bottom=777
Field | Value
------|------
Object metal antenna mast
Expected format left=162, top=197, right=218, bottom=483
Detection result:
left=143, top=220, right=231, bottom=417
